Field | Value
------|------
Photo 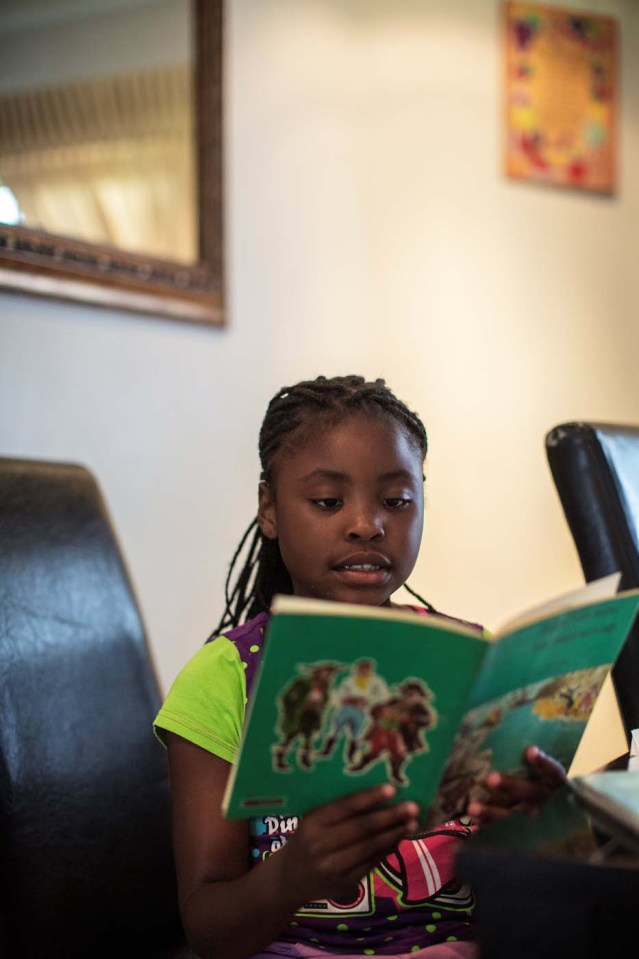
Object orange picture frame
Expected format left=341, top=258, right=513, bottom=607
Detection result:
left=504, top=2, right=618, bottom=194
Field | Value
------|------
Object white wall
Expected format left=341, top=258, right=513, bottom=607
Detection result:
left=2, top=0, right=638, bottom=764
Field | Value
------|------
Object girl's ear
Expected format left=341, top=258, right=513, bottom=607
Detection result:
left=257, top=480, right=278, bottom=540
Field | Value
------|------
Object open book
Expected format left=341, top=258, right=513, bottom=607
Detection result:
left=222, top=575, right=639, bottom=827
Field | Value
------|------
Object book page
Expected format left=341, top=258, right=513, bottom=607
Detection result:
left=426, top=589, right=639, bottom=826
left=271, top=593, right=481, bottom=636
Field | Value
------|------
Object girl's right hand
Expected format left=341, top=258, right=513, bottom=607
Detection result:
left=166, top=738, right=419, bottom=959
left=278, top=783, right=420, bottom=906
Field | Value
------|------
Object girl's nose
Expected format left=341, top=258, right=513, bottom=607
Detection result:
left=345, top=507, right=385, bottom=541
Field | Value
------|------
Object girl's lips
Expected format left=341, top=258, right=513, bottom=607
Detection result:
left=333, top=555, right=391, bottom=586
left=334, top=552, right=390, bottom=571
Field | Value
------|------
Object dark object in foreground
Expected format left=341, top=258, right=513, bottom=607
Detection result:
left=0, top=457, right=193, bottom=958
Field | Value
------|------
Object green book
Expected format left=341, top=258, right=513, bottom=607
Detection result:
left=222, top=575, right=639, bottom=826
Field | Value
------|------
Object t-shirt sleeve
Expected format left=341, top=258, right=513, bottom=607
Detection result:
left=153, top=635, right=246, bottom=763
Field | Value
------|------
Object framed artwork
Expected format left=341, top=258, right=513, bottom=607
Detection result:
left=503, top=2, right=618, bottom=194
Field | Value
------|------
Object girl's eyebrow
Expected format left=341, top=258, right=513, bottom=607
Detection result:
left=300, top=469, right=346, bottom=482
left=300, top=468, right=416, bottom=483
left=379, top=469, right=417, bottom=481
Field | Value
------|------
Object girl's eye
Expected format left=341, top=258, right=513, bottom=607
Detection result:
left=312, top=498, right=341, bottom=510
left=385, top=497, right=411, bottom=509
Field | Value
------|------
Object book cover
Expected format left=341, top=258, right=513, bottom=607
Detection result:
left=223, top=576, right=639, bottom=825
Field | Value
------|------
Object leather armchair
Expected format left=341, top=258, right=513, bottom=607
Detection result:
left=546, top=421, right=639, bottom=739
left=0, top=458, right=193, bottom=957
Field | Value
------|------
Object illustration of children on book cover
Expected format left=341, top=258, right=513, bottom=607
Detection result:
left=271, top=658, right=437, bottom=787
left=426, top=663, right=610, bottom=827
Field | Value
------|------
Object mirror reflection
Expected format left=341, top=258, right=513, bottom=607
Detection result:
left=0, top=0, right=196, bottom=264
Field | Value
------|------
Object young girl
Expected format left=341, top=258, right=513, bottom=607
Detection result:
left=154, top=374, right=565, bottom=959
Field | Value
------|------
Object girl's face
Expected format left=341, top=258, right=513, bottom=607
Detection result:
left=258, top=414, right=424, bottom=607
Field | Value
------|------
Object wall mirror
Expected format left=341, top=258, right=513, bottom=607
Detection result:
left=0, top=0, right=223, bottom=325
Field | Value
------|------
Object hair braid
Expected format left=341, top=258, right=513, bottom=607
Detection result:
left=212, top=374, right=433, bottom=635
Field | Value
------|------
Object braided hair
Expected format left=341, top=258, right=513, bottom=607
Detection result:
left=212, top=374, right=436, bottom=635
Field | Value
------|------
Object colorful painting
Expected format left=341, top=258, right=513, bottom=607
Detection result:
left=504, top=2, right=617, bottom=193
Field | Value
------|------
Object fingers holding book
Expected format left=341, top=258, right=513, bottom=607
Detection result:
left=277, top=783, right=421, bottom=903
left=466, top=744, right=567, bottom=827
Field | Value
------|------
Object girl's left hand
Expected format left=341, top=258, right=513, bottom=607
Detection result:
left=467, top=744, right=567, bottom=827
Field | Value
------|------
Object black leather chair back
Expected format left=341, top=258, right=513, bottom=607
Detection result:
left=0, top=458, right=188, bottom=957
left=546, top=422, right=639, bottom=738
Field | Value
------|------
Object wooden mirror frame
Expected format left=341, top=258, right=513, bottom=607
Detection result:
left=0, top=0, right=223, bottom=326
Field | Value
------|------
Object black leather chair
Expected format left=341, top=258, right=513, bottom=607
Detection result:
left=455, top=424, right=639, bottom=959
left=0, top=458, right=193, bottom=958
left=545, top=421, right=639, bottom=739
